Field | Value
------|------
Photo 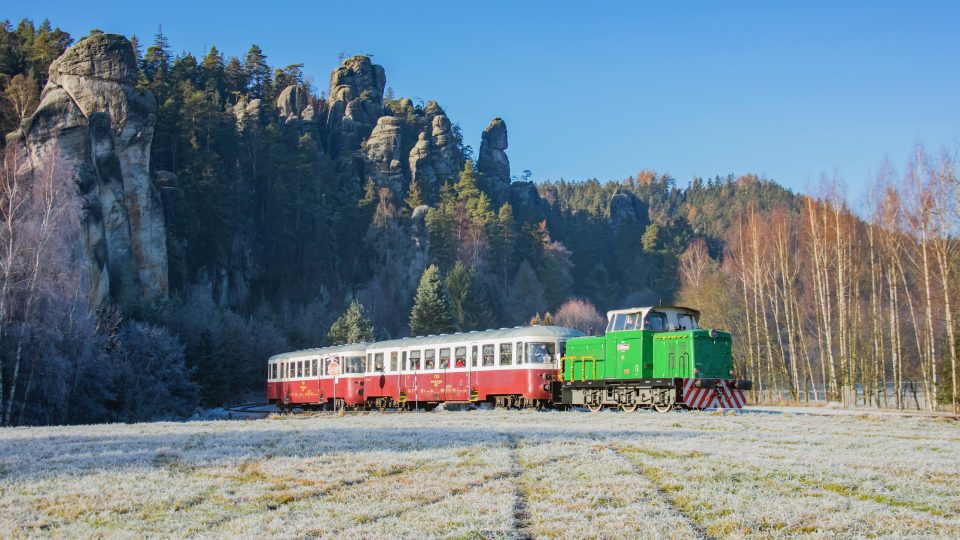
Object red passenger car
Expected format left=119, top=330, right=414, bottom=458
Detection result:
left=266, top=326, right=583, bottom=411
left=266, top=343, right=368, bottom=411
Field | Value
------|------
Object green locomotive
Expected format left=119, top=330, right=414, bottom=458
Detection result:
left=553, top=306, right=752, bottom=412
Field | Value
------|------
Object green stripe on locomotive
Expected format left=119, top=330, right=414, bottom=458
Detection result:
left=563, top=329, right=732, bottom=381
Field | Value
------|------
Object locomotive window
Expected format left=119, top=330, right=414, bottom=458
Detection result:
left=644, top=311, right=668, bottom=331
left=439, top=348, right=451, bottom=369
left=527, top=343, right=556, bottom=364
left=677, top=313, right=698, bottom=330
left=455, top=347, right=467, bottom=368
left=500, top=343, right=513, bottom=365
left=390, top=352, right=398, bottom=372
left=374, top=353, right=384, bottom=372
left=410, top=350, right=421, bottom=370
left=624, top=313, right=639, bottom=330
left=471, top=345, right=479, bottom=367
left=609, top=313, right=626, bottom=331
left=516, top=342, right=524, bottom=364
left=312, top=359, right=318, bottom=377
left=482, top=345, right=495, bottom=366
left=425, top=349, right=436, bottom=369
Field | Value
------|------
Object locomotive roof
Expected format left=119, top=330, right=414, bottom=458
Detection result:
left=606, top=305, right=700, bottom=318
left=268, top=342, right=368, bottom=362
left=369, top=325, right=584, bottom=350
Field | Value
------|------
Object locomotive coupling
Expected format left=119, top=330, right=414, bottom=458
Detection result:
left=734, top=380, right=753, bottom=391
left=694, top=378, right=718, bottom=389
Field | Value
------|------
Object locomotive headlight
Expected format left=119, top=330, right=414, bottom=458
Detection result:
left=729, top=370, right=735, bottom=377
left=709, top=329, right=718, bottom=339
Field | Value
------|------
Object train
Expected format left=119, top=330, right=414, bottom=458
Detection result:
left=266, top=305, right=751, bottom=412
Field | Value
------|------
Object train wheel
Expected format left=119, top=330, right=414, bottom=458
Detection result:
left=620, top=403, right=638, bottom=413
left=586, top=402, right=603, bottom=413
left=654, top=401, right=674, bottom=413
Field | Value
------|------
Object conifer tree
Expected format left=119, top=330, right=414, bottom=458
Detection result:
left=326, top=300, right=375, bottom=345
left=410, top=265, right=456, bottom=336
left=405, top=178, right=424, bottom=211
left=445, top=261, right=492, bottom=331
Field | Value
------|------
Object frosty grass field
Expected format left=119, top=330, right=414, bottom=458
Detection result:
left=1, top=409, right=959, bottom=539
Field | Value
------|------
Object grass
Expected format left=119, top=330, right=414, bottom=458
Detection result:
left=0, top=409, right=958, bottom=538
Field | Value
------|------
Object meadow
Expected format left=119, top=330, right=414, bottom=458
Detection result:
left=1, top=408, right=958, bottom=538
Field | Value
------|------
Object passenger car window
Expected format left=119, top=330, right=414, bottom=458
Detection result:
left=482, top=345, right=495, bottom=366
left=500, top=343, right=512, bottom=365
left=527, top=343, right=556, bottom=364
left=471, top=346, right=479, bottom=367
left=439, top=348, right=451, bottom=369
left=455, top=347, right=466, bottom=368
left=390, top=352, right=398, bottom=371
left=425, top=349, right=436, bottom=369
left=374, top=353, right=384, bottom=372
left=409, top=350, right=421, bottom=370
left=516, top=342, right=524, bottom=364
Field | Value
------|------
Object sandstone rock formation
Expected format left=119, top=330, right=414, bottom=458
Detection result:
left=276, top=84, right=307, bottom=123
left=6, top=33, right=168, bottom=307
left=477, top=117, right=510, bottom=203
left=429, top=114, right=462, bottom=183
left=408, top=131, right=437, bottom=195
left=363, top=115, right=405, bottom=193
left=326, top=56, right=386, bottom=155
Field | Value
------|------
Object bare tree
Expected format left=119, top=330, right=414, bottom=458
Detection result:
left=554, top=298, right=606, bottom=335
left=4, top=74, right=40, bottom=124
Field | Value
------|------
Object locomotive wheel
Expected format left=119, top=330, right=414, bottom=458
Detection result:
left=620, top=403, right=638, bottom=413
left=653, top=402, right=674, bottom=413
left=586, top=402, right=603, bottom=413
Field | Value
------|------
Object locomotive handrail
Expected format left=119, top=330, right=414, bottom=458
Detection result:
left=561, top=355, right=597, bottom=381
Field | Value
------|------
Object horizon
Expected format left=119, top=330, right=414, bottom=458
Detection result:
left=9, top=1, right=960, bottom=206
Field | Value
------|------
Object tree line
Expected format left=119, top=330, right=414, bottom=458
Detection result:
left=678, top=147, right=959, bottom=414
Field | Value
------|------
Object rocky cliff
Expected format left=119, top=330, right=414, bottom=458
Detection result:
left=5, top=38, right=514, bottom=309
left=6, top=33, right=168, bottom=308
left=477, top=117, right=511, bottom=203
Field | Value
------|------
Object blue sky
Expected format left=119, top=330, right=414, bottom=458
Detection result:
left=9, top=1, right=960, bottom=201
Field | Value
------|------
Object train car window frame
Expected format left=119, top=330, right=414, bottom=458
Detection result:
left=516, top=342, right=524, bottom=364
left=297, top=361, right=303, bottom=378
left=471, top=345, right=479, bottom=367
left=527, top=342, right=556, bottom=364
left=439, top=348, right=451, bottom=369
left=346, top=355, right=365, bottom=374
left=390, top=351, right=398, bottom=372
left=644, top=311, right=668, bottom=331
left=500, top=343, right=513, bottom=365
left=374, top=352, right=384, bottom=372
left=677, top=313, right=698, bottom=330
left=271, top=363, right=277, bottom=380
left=312, top=359, right=318, bottom=377
left=401, top=351, right=407, bottom=371
left=454, top=346, right=467, bottom=368
left=409, top=350, right=421, bottom=370
left=425, top=349, right=436, bottom=370
left=482, top=344, right=495, bottom=366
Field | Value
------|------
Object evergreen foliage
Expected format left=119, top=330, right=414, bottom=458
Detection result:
left=326, top=300, right=375, bottom=345
left=410, top=265, right=456, bottom=336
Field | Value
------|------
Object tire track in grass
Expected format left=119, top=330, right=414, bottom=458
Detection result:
left=610, top=446, right=715, bottom=540
left=202, top=458, right=427, bottom=532
left=329, top=468, right=515, bottom=536
left=505, top=433, right=533, bottom=540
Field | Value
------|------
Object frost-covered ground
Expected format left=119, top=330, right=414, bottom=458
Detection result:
left=1, top=410, right=958, bottom=539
